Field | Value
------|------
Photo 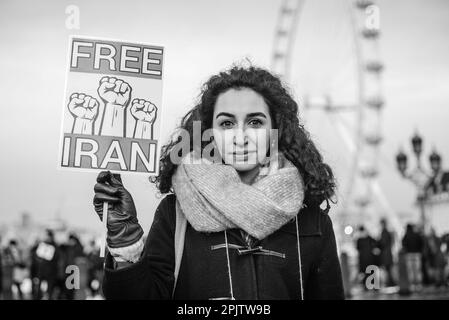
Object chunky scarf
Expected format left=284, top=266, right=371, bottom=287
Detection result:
left=171, top=150, right=305, bottom=240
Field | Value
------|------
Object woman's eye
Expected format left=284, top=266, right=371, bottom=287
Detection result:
left=220, top=120, right=234, bottom=128
left=248, top=119, right=263, bottom=127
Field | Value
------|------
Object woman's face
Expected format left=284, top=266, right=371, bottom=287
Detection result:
left=212, top=88, right=273, bottom=172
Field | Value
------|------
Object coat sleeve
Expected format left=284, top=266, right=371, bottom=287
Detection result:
left=305, top=212, right=345, bottom=300
left=102, top=194, right=176, bottom=300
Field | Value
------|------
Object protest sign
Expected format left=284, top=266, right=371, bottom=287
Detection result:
left=58, top=36, right=164, bottom=175
left=58, top=36, right=164, bottom=256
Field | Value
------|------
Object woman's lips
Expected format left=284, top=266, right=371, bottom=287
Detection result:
left=230, top=151, right=256, bottom=161
left=231, top=150, right=256, bottom=156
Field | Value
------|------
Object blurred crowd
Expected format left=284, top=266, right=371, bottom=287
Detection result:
left=351, top=219, right=449, bottom=295
left=0, top=229, right=104, bottom=300
left=2, top=219, right=449, bottom=300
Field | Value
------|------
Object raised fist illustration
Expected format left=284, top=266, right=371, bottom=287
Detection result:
left=97, top=76, right=131, bottom=107
left=130, top=98, right=158, bottom=140
left=68, top=93, right=99, bottom=135
left=68, top=93, right=99, bottom=120
left=130, top=99, right=158, bottom=123
left=97, top=77, right=132, bottom=137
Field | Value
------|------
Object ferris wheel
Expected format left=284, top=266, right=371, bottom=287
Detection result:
left=271, top=0, right=399, bottom=237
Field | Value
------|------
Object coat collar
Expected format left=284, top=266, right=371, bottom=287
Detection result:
left=278, top=203, right=323, bottom=237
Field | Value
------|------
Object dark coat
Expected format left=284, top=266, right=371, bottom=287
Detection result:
left=402, top=231, right=424, bottom=253
left=34, top=240, right=60, bottom=281
left=356, top=235, right=378, bottom=272
left=102, top=194, right=344, bottom=300
left=378, top=229, right=394, bottom=267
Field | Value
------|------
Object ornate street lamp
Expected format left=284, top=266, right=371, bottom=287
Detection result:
left=395, top=131, right=437, bottom=233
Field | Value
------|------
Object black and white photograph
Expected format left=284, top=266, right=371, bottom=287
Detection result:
left=1, top=0, right=449, bottom=308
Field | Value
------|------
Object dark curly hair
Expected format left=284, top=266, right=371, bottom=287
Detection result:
left=150, top=65, right=336, bottom=207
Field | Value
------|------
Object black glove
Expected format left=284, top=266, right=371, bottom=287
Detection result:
left=93, top=171, right=144, bottom=249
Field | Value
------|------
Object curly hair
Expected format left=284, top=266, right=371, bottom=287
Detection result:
left=150, top=65, right=336, bottom=207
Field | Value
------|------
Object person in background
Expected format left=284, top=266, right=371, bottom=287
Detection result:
left=34, top=230, right=60, bottom=299
left=8, top=240, right=26, bottom=299
left=402, top=224, right=424, bottom=292
left=356, top=225, right=377, bottom=290
left=69, top=233, right=88, bottom=300
left=29, top=239, right=40, bottom=300
left=443, top=233, right=449, bottom=286
left=86, top=239, right=103, bottom=299
left=419, top=226, right=432, bottom=286
left=0, top=237, right=3, bottom=299
left=1, top=240, right=19, bottom=299
left=426, top=228, right=446, bottom=287
left=378, top=218, right=396, bottom=287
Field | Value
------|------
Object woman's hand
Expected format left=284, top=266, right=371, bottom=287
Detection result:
left=93, top=171, right=144, bottom=249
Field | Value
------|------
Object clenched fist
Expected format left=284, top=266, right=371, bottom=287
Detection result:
left=97, top=77, right=132, bottom=137
left=130, top=99, right=157, bottom=123
left=97, top=76, right=131, bottom=107
left=130, top=98, right=158, bottom=139
left=68, top=93, right=99, bottom=135
left=68, top=93, right=99, bottom=120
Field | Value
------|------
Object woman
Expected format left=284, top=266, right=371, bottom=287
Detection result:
left=93, top=65, right=344, bottom=300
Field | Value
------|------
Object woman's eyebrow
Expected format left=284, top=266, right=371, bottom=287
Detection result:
left=246, top=112, right=267, bottom=119
left=215, top=112, right=267, bottom=119
left=215, top=112, right=235, bottom=119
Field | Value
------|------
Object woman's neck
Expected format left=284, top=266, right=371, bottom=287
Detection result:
left=238, top=166, right=260, bottom=185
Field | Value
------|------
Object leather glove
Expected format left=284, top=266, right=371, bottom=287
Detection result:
left=93, top=171, right=144, bottom=249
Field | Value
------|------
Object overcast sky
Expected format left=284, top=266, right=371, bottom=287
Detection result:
left=0, top=0, right=448, bottom=236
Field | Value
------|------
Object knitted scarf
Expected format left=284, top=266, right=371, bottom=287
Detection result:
left=171, top=150, right=305, bottom=240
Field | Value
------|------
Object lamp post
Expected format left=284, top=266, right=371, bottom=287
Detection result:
left=395, top=132, right=440, bottom=233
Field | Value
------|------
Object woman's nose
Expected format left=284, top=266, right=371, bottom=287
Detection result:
left=233, top=128, right=248, bottom=147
